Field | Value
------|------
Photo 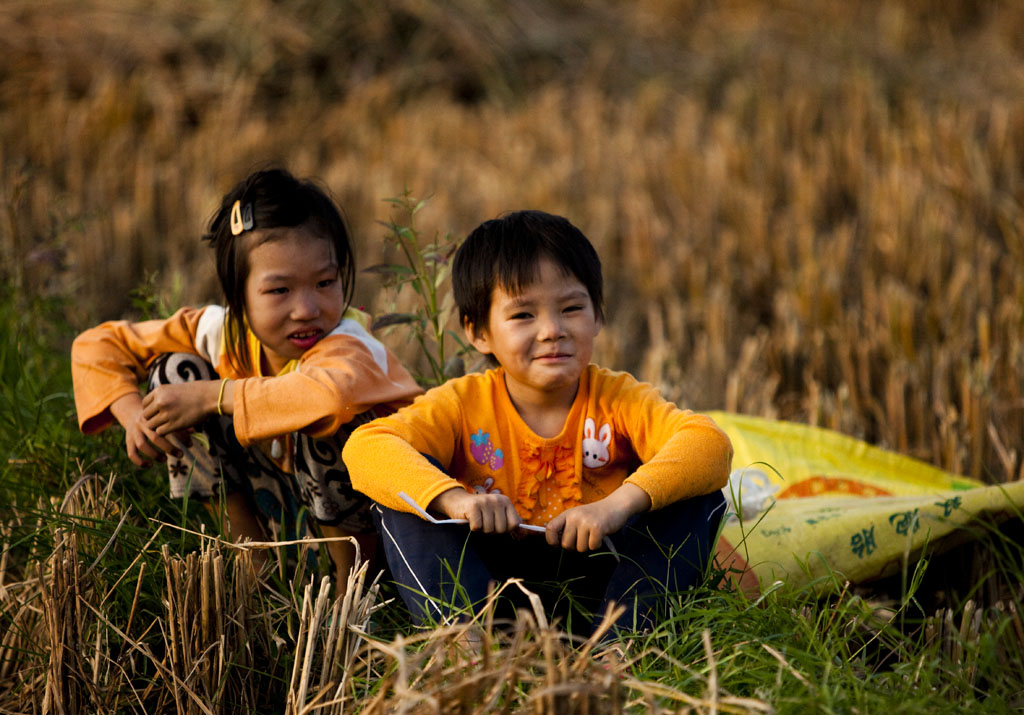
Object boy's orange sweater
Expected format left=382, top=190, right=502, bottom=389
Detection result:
left=344, top=364, right=733, bottom=525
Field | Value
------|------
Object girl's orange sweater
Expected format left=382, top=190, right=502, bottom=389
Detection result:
left=71, top=305, right=422, bottom=447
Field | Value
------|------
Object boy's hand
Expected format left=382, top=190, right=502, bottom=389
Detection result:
left=546, top=483, right=652, bottom=552
left=429, top=488, right=522, bottom=534
left=142, top=381, right=223, bottom=436
left=111, top=393, right=181, bottom=467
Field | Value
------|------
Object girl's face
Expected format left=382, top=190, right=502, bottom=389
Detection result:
left=243, top=228, right=344, bottom=375
left=465, top=256, right=601, bottom=410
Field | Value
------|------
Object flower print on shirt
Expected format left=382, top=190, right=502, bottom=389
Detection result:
left=469, top=428, right=504, bottom=470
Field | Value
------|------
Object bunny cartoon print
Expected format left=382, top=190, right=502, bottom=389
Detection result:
left=582, top=417, right=612, bottom=468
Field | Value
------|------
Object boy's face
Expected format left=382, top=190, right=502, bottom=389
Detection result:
left=466, top=256, right=601, bottom=407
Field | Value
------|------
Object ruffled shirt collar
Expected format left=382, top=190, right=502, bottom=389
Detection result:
left=494, top=367, right=591, bottom=523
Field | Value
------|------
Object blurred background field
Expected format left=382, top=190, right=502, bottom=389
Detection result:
left=3, top=1, right=1024, bottom=710
left=3, top=0, right=1024, bottom=482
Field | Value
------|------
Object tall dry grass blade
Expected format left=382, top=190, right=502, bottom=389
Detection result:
left=200, top=540, right=212, bottom=700
left=943, top=608, right=956, bottom=661
left=1008, top=601, right=1024, bottom=651
left=289, top=578, right=320, bottom=713
left=162, top=544, right=184, bottom=715
left=704, top=628, right=719, bottom=715
left=760, top=643, right=810, bottom=688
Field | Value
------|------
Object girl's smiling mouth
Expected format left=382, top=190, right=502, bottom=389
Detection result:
left=289, top=329, right=323, bottom=350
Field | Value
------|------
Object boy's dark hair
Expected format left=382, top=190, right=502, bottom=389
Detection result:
left=452, top=210, right=604, bottom=331
left=203, top=168, right=355, bottom=371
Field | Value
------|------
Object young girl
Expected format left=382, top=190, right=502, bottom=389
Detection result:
left=71, top=168, right=422, bottom=591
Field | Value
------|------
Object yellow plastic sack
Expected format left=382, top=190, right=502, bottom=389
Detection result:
left=708, top=412, right=1024, bottom=593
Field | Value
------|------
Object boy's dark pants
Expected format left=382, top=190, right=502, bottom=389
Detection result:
left=373, top=490, right=726, bottom=634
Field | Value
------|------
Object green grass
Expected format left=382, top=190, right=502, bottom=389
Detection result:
left=612, top=534, right=1024, bottom=711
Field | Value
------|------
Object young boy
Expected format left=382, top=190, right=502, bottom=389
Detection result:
left=344, top=210, right=732, bottom=632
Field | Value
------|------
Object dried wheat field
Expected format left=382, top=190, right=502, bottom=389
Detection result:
left=2, top=0, right=1024, bottom=711
left=6, top=0, right=1024, bottom=480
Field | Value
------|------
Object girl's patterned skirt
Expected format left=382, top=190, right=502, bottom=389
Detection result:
left=148, top=353, right=375, bottom=549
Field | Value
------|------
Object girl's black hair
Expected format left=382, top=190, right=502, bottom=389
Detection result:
left=452, top=210, right=604, bottom=332
left=203, top=168, right=355, bottom=372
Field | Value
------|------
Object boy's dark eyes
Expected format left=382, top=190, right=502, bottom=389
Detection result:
left=266, top=287, right=288, bottom=295
left=507, top=305, right=584, bottom=319
left=317, top=278, right=337, bottom=288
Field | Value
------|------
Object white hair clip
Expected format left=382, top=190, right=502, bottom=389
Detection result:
left=229, top=200, right=254, bottom=236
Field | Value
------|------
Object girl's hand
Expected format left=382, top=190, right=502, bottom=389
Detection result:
left=546, top=483, right=652, bottom=552
left=110, top=393, right=180, bottom=467
left=142, top=381, right=221, bottom=436
left=429, top=488, right=522, bottom=533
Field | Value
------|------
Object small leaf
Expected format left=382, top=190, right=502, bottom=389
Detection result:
left=363, top=263, right=414, bottom=276
left=447, top=330, right=473, bottom=350
left=443, top=356, right=465, bottom=379
left=442, top=240, right=459, bottom=260
left=371, top=313, right=419, bottom=330
left=434, top=264, right=451, bottom=289
left=438, top=290, right=455, bottom=323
